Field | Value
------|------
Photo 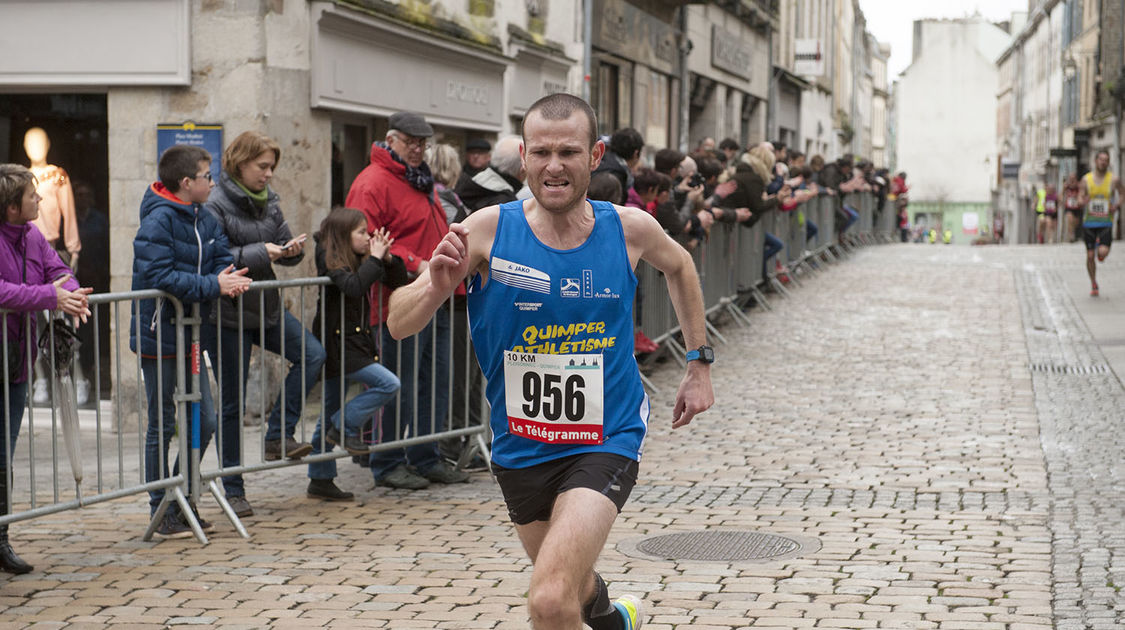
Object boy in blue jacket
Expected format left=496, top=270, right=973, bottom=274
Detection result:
left=130, top=145, right=250, bottom=539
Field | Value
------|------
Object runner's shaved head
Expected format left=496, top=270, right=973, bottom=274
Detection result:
left=522, top=93, right=599, bottom=148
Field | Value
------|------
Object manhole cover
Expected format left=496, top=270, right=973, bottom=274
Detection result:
left=619, top=530, right=819, bottom=563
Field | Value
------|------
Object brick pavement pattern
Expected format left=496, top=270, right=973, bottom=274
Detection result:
left=5, top=242, right=1124, bottom=628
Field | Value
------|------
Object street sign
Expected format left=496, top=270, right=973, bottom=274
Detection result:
left=157, top=122, right=224, bottom=183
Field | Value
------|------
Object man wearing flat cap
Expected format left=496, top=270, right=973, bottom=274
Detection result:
left=344, top=111, right=469, bottom=490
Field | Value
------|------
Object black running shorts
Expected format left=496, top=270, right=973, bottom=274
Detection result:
left=1084, top=226, right=1113, bottom=251
left=492, top=452, right=639, bottom=525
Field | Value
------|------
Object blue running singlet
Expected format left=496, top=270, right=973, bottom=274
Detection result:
left=467, top=200, right=650, bottom=469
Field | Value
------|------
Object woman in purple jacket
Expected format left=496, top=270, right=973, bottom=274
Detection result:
left=0, top=164, right=91, bottom=574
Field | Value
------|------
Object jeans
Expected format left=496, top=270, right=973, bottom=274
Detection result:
left=806, top=219, right=819, bottom=246
left=212, top=311, right=325, bottom=497
left=841, top=205, right=859, bottom=233
left=763, top=231, right=784, bottom=278
left=308, top=362, right=400, bottom=480
left=369, top=308, right=450, bottom=479
left=1, top=382, right=27, bottom=471
left=142, top=355, right=216, bottom=515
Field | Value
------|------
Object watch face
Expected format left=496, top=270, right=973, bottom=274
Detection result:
left=700, top=347, right=715, bottom=363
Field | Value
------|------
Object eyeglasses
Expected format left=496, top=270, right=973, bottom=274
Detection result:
left=193, top=171, right=212, bottom=182
left=392, top=133, right=430, bottom=150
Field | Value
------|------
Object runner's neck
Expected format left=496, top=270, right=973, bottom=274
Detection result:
left=524, top=199, right=596, bottom=250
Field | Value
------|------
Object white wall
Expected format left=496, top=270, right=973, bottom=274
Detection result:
left=896, top=20, right=1011, bottom=202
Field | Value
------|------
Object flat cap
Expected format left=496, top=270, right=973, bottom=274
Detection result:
left=389, top=112, right=434, bottom=138
left=466, top=138, right=492, bottom=152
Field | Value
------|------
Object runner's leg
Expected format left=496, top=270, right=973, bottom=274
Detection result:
left=516, top=487, right=619, bottom=630
left=1086, top=249, right=1097, bottom=282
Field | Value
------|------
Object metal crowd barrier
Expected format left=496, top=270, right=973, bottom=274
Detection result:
left=1, top=290, right=192, bottom=530
left=198, top=277, right=489, bottom=541
left=0, top=280, right=488, bottom=544
left=2, top=192, right=879, bottom=543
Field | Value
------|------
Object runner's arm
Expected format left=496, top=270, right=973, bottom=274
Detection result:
left=1078, top=178, right=1089, bottom=206
left=386, top=208, right=496, bottom=339
left=622, top=207, right=714, bottom=429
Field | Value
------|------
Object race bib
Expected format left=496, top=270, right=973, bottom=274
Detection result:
left=503, top=351, right=604, bottom=444
left=1090, top=199, right=1110, bottom=219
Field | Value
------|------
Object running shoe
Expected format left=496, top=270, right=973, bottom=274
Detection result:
left=613, top=594, right=643, bottom=630
left=1091, top=282, right=1099, bottom=297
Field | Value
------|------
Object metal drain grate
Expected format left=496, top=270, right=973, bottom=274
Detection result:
left=620, top=530, right=818, bottom=563
left=1028, top=363, right=1109, bottom=375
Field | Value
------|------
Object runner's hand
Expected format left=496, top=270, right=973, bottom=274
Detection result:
left=429, top=223, right=470, bottom=295
left=672, top=363, right=713, bottom=429
left=54, top=275, right=92, bottom=323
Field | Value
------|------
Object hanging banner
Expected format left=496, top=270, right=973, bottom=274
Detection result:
left=794, top=39, right=825, bottom=76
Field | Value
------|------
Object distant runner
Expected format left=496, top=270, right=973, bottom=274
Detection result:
left=1078, top=150, right=1125, bottom=296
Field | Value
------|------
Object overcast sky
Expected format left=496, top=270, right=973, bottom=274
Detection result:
left=860, top=0, right=1028, bottom=79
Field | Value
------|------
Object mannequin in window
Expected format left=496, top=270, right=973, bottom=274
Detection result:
left=24, top=128, right=84, bottom=404
left=24, top=128, right=80, bottom=267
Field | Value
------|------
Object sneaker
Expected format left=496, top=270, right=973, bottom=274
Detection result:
left=420, top=460, right=470, bottom=484
left=227, top=495, right=253, bottom=518
left=307, top=478, right=354, bottom=501
left=264, top=437, right=314, bottom=461
left=326, top=426, right=368, bottom=456
left=375, top=464, right=430, bottom=490
left=32, top=379, right=48, bottom=405
left=154, top=512, right=193, bottom=540
left=1091, top=282, right=1100, bottom=297
left=614, top=594, right=643, bottom=630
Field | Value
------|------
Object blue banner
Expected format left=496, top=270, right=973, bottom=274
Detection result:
left=156, top=122, right=223, bottom=182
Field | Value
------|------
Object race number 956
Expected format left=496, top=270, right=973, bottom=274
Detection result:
left=522, top=372, right=586, bottom=422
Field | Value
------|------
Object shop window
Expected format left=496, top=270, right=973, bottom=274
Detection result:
left=594, top=62, right=619, bottom=133
left=0, top=93, right=109, bottom=399
left=645, top=71, right=670, bottom=150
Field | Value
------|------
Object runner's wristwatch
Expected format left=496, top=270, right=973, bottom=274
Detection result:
left=685, top=346, right=715, bottom=364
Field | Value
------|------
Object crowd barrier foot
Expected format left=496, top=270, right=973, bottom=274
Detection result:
left=784, top=264, right=805, bottom=287
left=768, top=276, right=792, bottom=298
left=457, top=432, right=493, bottom=472
left=748, top=286, right=772, bottom=311
left=704, top=318, right=728, bottom=345
left=663, top=335, right=687, bottom=369
left=210, top=480, right=251, bottom=540
left=721, top=296, right=753, bottom=327
left=143, top=486, right=208, bottom=544
left=639, top=371, right=660, bottom=396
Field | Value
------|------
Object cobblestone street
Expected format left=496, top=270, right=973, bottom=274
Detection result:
left=2, top=242, right=1124, bottom=629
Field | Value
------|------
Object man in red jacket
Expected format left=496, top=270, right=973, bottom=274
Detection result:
left=345, top=112, right=469, bottom=489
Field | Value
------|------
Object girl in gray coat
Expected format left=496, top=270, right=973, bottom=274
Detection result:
left=204, top=131, right=326, bottom=518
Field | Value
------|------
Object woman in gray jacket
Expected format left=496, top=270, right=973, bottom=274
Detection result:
left=205, top=131, right=326, bottom=517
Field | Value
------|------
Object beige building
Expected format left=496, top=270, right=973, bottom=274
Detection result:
left=870, top=39, right=890, bottom=168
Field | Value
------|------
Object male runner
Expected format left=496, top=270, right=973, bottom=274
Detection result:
left=1078, top=150, right=1125, bottom=296
left=386, top=93, right=715, bottom=629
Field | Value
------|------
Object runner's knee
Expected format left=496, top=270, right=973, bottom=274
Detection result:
left=528, top=578, right=580, bottom=625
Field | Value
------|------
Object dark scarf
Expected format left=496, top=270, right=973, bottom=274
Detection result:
left=378, top=142, right=434, bottom=195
